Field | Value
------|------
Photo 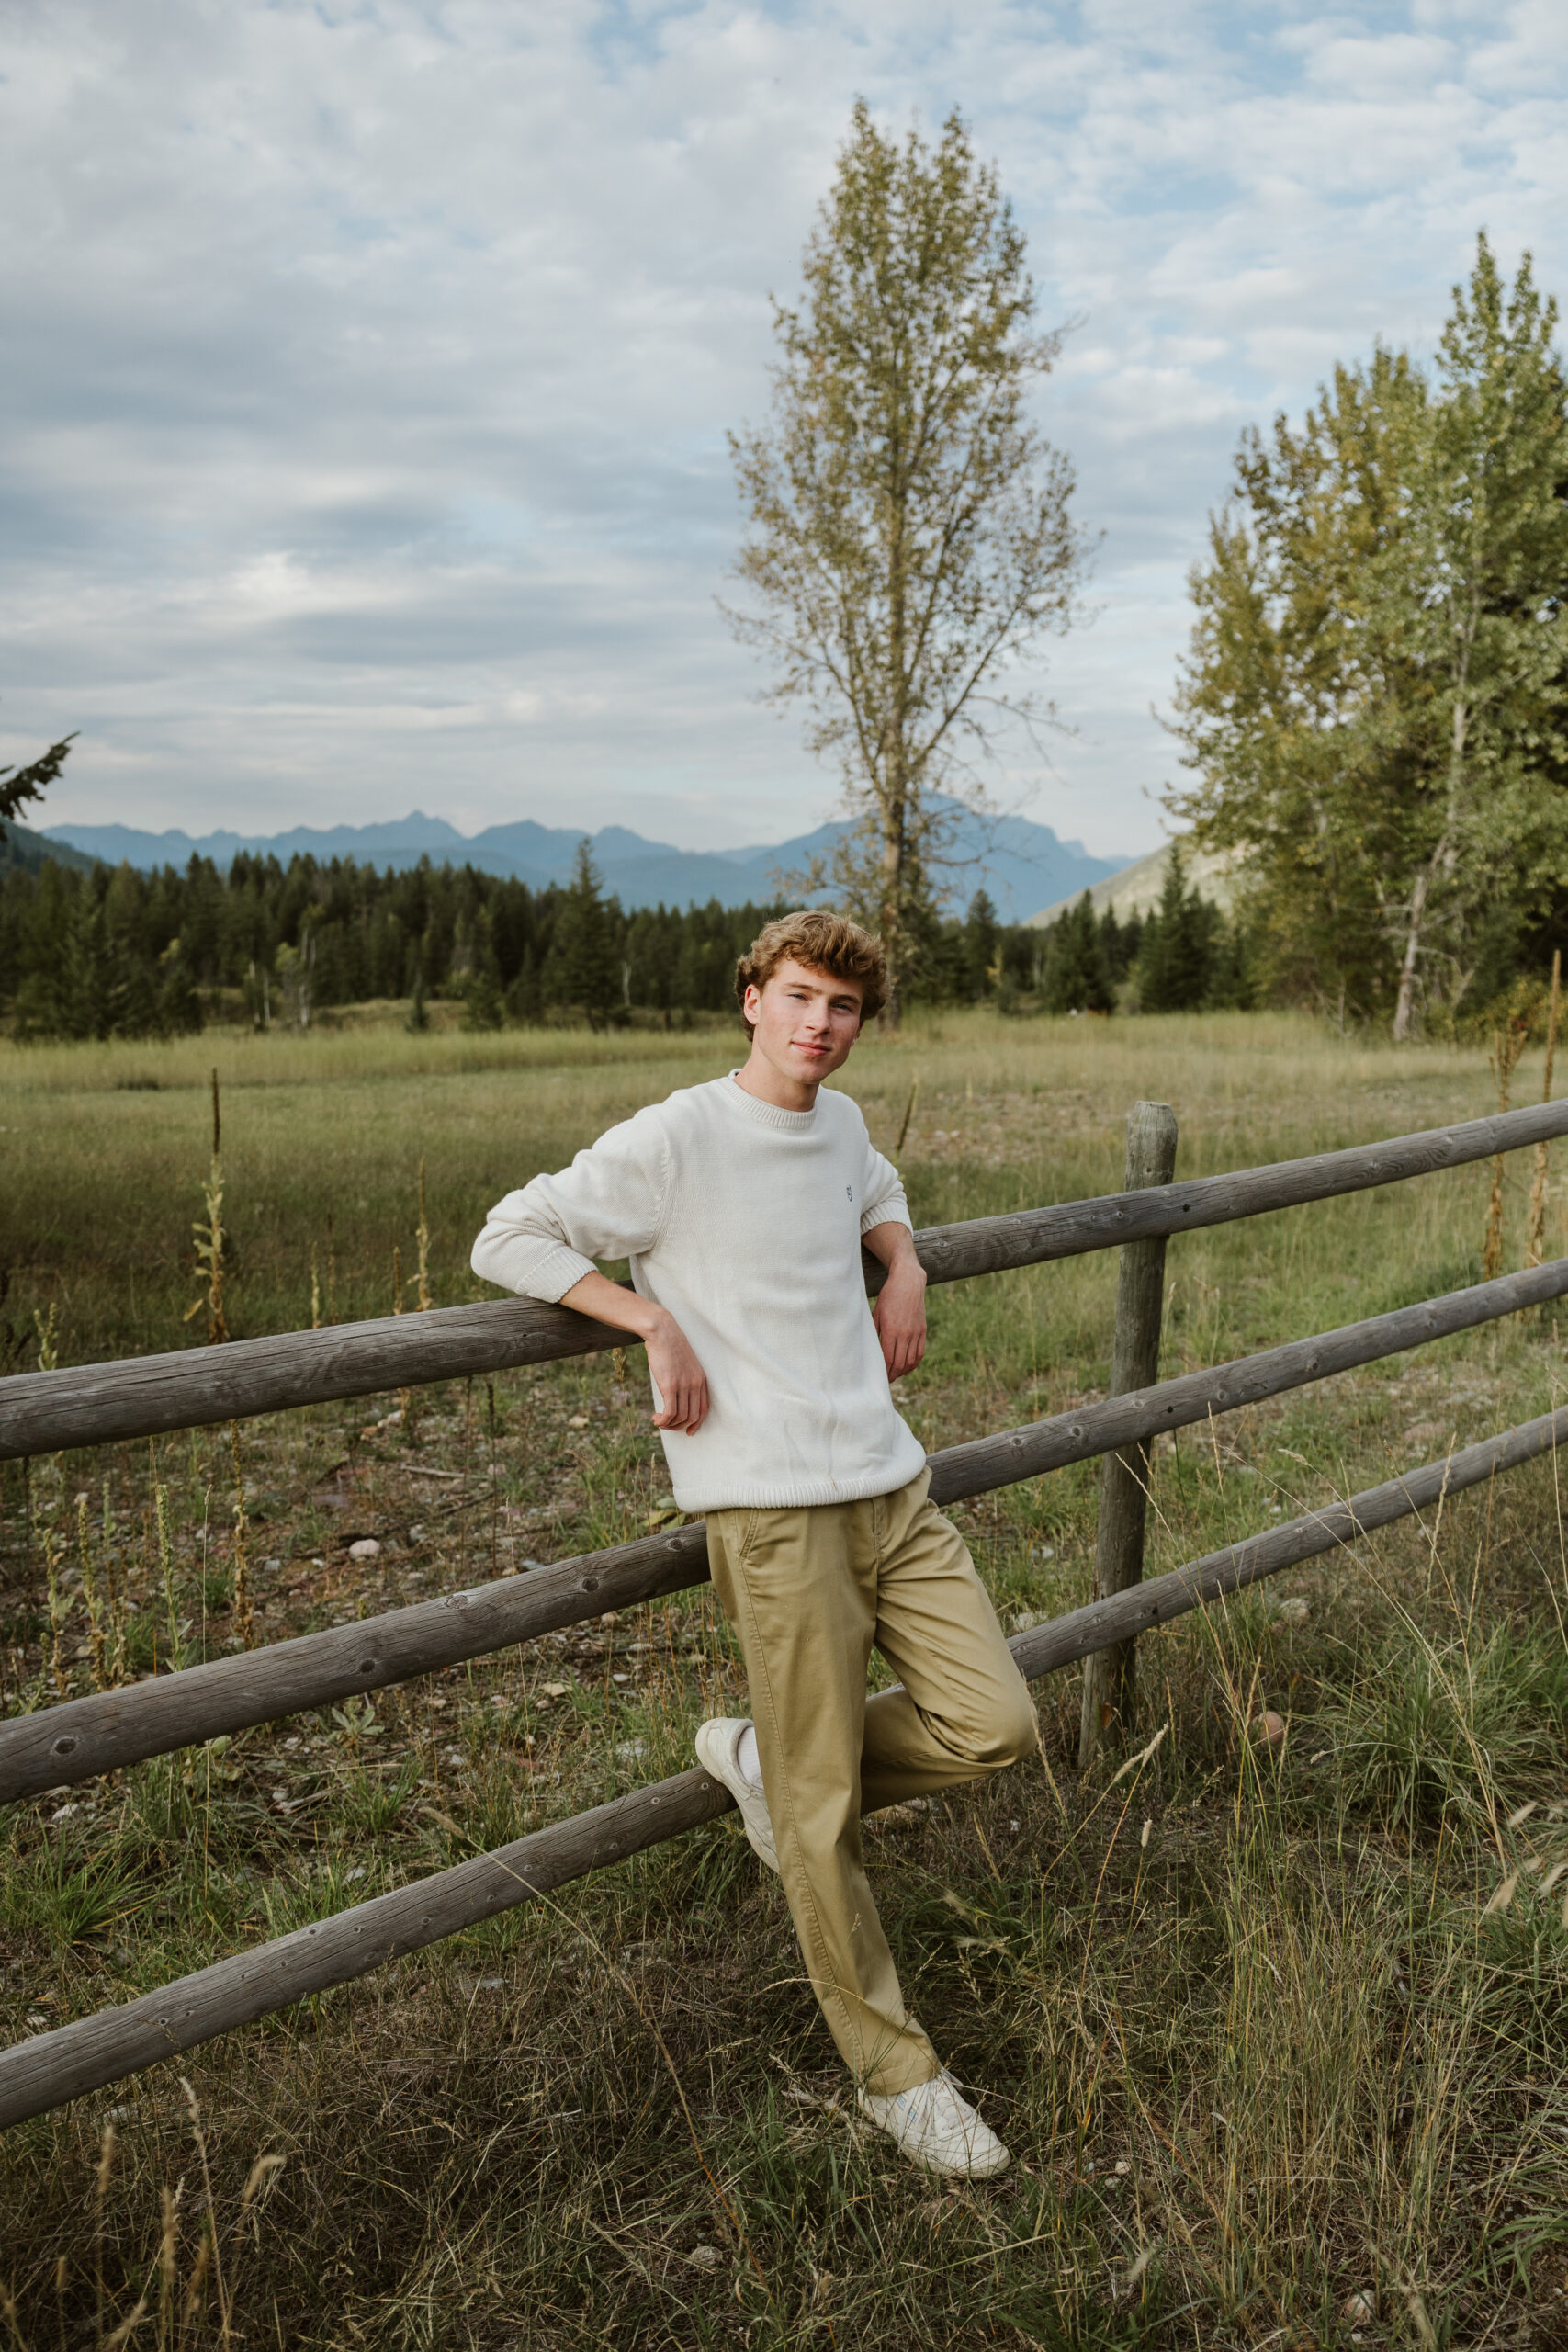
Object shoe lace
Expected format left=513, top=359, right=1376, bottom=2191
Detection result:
left=899, top=2075, right=962, bottom=2131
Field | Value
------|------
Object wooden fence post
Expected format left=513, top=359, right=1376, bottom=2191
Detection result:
left=1079, top=1099, right=1179, bottom=1768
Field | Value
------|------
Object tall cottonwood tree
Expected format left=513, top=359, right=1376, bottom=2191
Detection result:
left=1170, top=238, right=1568, bottom=1034
left=1170, top=348, right=1430, bottom=1023
left=726, top=103, right=1089, bottom=1021
left=1391, top=242, right=1568, bottom=1035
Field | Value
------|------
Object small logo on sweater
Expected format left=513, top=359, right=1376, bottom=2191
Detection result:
left=846, top=1185, right=853, bottom=1200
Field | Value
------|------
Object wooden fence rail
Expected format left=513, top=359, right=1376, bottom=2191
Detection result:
left=5, top=1099, right=1566, bottom=1462
left=3, top=1404, right=1561, bottom=2132
left=6, top=1252, right=1565, bottom=1804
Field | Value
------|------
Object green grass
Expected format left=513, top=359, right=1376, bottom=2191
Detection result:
left=0, top=1002, right=1536, bottom=1364
left=2, top=1009, right=1566, bottom=2347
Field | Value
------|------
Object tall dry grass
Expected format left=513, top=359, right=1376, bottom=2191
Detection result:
left=5, top=1006, right=1555, bottom=1368
left=2, top=1009, right=1565, bottom=2345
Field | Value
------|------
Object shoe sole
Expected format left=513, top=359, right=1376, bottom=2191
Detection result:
left=694, top=1722, right=779, bottom=1873
left=919, top=2141, right=1010, bottom=2180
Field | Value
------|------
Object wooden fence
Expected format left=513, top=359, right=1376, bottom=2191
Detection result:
left=3, top=1094, right=1567, bottom=2130
left=5, top=1100, right=1565, bottom=1463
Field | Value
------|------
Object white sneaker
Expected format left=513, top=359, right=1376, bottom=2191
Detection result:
left=857, top=2068, right=1010, bottom=2179
left=694, top=1717, right=779, bottom=1873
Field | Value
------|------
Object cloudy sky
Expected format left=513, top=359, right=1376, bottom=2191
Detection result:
left=3, top=1, right=1565, bottom=859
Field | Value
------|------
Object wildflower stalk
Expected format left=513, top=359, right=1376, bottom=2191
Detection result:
left=95, top=2120, right=117, bottom=2345
left=1483, top=1016, right=1529, bottom=1280
left=394, top=1245, right=412, bottom=1434
left=179, top=2078, right=233, bottom=2350
left=185, top=1069, right=229, bottom=1343
left=416, top=1158, right=432, bottom=1311
left=43, top=1524, right=69, bottom=1699
left=229, top=1421, right=254, bottom=1651
left=155, top=1472, right=182, bottom=1672
left=400, top=1159, right=433, bottom=1445
left=103, top=1476, right=127, bottom=1687
left=1527, top=948, right=1562, bottom=1269
left=157, top=2185, right=179, bottom=2351
left=77, top=1493, right=107, bottom=1692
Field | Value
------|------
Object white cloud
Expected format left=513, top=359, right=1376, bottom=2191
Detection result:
left=0, top=0, right=1563, bottom=858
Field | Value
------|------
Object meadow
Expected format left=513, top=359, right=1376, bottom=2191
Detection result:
left=1, top=1007, right=1566, bottom=2350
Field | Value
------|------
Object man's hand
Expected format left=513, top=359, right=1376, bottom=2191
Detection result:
left=864, top=1219, right=928, bottom=1382
left=643, top=1311, right=710, bottom=1433
left=558, top=1270, right=710, bottom=1434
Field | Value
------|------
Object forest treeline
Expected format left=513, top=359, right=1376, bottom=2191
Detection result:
left=0, top=834, right=1251, bottom=1041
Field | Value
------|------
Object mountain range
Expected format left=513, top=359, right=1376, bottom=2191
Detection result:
left=42, top=802, right=1127, bottom=923
left=1028, top=838, right=1241, bottom=929
left=1, top=818, right=96, bottom=878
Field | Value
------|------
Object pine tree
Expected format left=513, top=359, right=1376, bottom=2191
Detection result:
left=462, top=956, right=505, bottom=1032
left=158, top=939, right=204, bottom=1034
left=553, top=841, right=619, bottom=1030
left=60, top=884, right=126, bottom=1039
left=1137, top=853, right=1221, bottom=1012
left=964, top=889, right=1001, bottom=1000
left=1042, top=893, right=1113, bottom=1012
left=0, top=733, right=75, bottom=829
left=505, top=945, right=543, bottom=1025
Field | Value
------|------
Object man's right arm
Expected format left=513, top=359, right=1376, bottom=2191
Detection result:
left=470, top=1112, right=710, bottom=1434
left=555, top=1270, right=710, bottom=1434
left=471, top=1111, right=666, bottom=1299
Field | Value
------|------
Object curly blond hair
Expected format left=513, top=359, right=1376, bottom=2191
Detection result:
left=734, top=910, right=887, bottom=1032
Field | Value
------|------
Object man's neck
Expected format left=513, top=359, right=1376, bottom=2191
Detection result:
left=733, top=1049, right=820, bottom=1115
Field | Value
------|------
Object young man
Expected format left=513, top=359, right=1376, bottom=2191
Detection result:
left=470, top=910, right=1035, bottom=2177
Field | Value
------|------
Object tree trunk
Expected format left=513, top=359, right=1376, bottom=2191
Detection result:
left=878, top=777, right=906, bottom=1029
left=877, top=457, right=910, bottom=1027
left=1392, top=864, right=1430, bottom=1042
left=1398, top=677, right=1471, bottom=1043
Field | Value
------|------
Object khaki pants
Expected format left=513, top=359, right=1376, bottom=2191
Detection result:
left=705, top=1468, right=1037, bottom=2097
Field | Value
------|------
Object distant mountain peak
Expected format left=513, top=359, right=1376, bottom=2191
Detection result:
left=43, top=803, right=1131, bottom=922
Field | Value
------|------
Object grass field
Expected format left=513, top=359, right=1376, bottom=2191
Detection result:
left=2, top=1009, right=1567, bottom=2350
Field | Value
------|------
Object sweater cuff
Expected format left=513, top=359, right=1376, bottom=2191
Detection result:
left=471, top=1231, right=598, bottom=1304
left=860, top=1201, right=912, bottom=1237
left=524, top=1242, right=601, bottom=1303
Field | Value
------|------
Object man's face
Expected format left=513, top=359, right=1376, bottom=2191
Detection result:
left=743, top=957, right=865, bottom=1090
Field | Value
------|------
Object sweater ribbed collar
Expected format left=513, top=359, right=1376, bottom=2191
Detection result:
left=721, top=1070, right=819, bottom=1134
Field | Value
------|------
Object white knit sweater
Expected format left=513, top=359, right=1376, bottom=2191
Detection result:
left=469, top=1074, right=927, bottom=1512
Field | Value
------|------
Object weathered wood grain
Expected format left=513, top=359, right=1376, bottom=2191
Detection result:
left=6, top=1252, right=1565, bottom=1803
left=5, top=1401, right=1562, bottom=2131
left=0, top=1295, right=635, bottom=1463
left=5, top=1099, right=1567, bottom=1461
